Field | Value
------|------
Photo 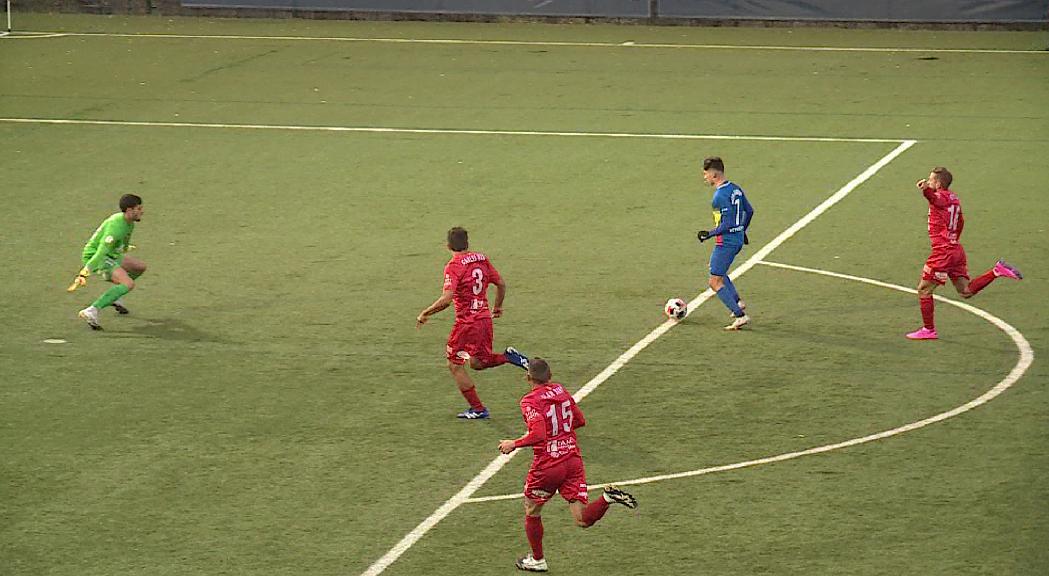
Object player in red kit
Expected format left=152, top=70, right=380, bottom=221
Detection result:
left=907, top=167, right=1023, bottom=340
left=499, top=358, right=637, bottom=572
left=417, top=227, right=530, bottom=419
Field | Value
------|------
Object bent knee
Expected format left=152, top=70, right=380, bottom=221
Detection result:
left=575, top=519, right=591, bottom=528
left=960, top=291, right=973, bottom=299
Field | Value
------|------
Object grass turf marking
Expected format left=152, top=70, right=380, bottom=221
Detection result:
left=9, top=31, right=1049, bottom=55
left=359, top=140, right=916, bottom=576
left=466, top=260, right=1034, bottom=503
left=0, top=118, right=911, bottom=144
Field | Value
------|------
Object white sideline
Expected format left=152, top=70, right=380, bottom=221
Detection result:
left=466, top=260, right=1034, bottom=503
left=13, top=31, right=1049, bottom=55
left=359, top=140, right=916, bottom=576
left=0, top=117, right=908, bottom=144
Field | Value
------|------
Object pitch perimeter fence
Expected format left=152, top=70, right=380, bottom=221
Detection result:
left=10, top=0, right=1049, bottom=27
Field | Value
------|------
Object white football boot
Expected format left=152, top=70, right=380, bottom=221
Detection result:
left=515, top=553, right=548, bottom=572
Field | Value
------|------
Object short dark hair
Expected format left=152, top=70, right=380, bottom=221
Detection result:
left=703, top=156, right=725, bottom=172
left=119, top=194, right=142, bottom=212
left=447, top=227, right=469, bottom=251
left=528, top=357, right=552, bottom=383
left=931, top=167, right=953, bottom=189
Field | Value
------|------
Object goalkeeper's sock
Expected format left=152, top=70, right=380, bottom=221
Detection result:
left=92, top=284, right=131, bottom=310
left=716, top=286, right=744, bottom=317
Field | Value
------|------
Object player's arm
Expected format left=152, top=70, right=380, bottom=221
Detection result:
left=570, top=402, right=586, bottom=430
left=490, top=269, right=506, bottom=318
left=499, top=404, right=546, bottom=453
left=699, top=192, right=731, bottom=242
left=416, top=289, right=454, bottom=327
left=69, top=223, right=117, bottom=291
left=740, top=195, right=755, bottom=244
left=917, top=179, right=950, bottom=208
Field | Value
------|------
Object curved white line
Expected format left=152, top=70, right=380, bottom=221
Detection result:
left=464, top=260, right=1034, bottom=504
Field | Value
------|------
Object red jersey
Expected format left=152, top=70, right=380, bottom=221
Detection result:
left=922, top=187, right=965, bottom=252
left=442, top=251, right=503, bottom=323
left=515, top=382, right=586, bottom=469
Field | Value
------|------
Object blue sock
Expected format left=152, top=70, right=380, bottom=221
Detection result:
left=723, top=276, right=741, bottom=304
left=716, top=286, right=744, bottom=317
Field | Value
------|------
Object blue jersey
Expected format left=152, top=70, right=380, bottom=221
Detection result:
left=709, top=181, right=754, bottom=246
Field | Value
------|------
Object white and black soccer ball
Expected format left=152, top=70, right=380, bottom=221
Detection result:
left=664, top=298, right=687, bottom=320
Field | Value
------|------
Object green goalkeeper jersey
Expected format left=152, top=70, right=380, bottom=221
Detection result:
left=82, top=212, right=135, bottom=271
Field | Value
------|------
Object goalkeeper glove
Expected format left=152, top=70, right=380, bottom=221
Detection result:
left=67, top=267, right=90, bottom=292
left=126, top=244, right=137, bottom=252
left=697, top=230, right=712, bottom=243
left=743, top=232, right=750, bottom=245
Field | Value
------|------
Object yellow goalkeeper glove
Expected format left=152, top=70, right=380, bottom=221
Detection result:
left=67, top=267, right=91, bottom=292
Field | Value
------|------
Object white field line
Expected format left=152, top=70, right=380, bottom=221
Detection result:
left=0, top=118, right=908, bottom=144
left=359, top=140, right=916, bottom=576
left=466, top=260, right=1035, bottom=503
left=14, top=31, right=1049, bottom=55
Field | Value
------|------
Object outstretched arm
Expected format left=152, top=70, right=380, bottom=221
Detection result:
left=416, top=289, right=454, bottom=328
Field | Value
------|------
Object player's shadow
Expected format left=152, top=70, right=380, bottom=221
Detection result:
left=115, top=317, right=227, bottom=343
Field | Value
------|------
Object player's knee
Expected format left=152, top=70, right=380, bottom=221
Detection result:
left=468, top=357, right=484, bottom=370
left=960, top=291, right=973, bottom=299
left=122, top=278, right=136, bottom=290
left=575, top=518, right=591, bottom=528
left=708, top=277, right=723, bottom=291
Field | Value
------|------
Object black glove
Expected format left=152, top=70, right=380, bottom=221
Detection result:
left=697, top=230, right=711, bottom=243
left=743, top=232, right=750, bottom=245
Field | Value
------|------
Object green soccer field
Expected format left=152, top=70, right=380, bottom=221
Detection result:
left=1, top=14, right=1047, bottom=576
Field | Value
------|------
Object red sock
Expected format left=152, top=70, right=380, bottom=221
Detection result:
left=460, top=386, right=484, bottom=411
left=525, top=515, right=544, bottom=560
left=919, top=296, right=935, bottom=330
left=475, top=353, right=507, bottom=370
left=581, top=497, right=610, bottom=526
left=967, top=269, right=997, bottom=296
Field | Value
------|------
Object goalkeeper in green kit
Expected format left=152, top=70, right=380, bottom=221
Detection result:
left=68, top=194, right=147, bottom=330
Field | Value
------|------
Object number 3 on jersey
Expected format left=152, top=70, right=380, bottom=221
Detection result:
left=470, top=268, right=484, bottom=310
left=545, top=400, right=573, bottom=435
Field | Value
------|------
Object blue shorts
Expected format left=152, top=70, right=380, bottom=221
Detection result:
left=709, top=243, right=742, bottom=276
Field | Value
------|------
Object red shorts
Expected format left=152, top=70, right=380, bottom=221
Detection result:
left=523, top=456, right=588, bottom=505
left=922, top=247, right=969, bottom=285
left=445, top=317, right=494, bottom=366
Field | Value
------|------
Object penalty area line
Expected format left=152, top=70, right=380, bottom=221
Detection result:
left=359, top=141, right=917, bottom=576
left=465, top=260, right=1034, bottom=504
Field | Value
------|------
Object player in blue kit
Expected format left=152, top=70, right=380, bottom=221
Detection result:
left=697, top=156, right=754, bottom=330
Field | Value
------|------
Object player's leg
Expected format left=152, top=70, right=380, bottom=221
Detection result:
left=79, top=260, right=132, bottom=330
left=120, top=256, right=147, bottom=279
left=962, top=260, right=1023, bottom=298
left=517, top=467, right=556, bottom=572
left=449, top=361, right=488, bottom=419
left=722, top=275, right=745, bottom=317
left=907, top=275, right=940, bottom=340
left=466, top=317, right=508, bottom=370
left=709, top=245, right=747, bottom=330
left=517, top=498, right=548, bottom=572
left=447, top=323, right=488, bottom=418
left=112, top=256, right=147, bottom=314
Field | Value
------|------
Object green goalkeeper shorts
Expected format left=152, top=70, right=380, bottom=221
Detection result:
left=83, top=256, right=123, bottom=281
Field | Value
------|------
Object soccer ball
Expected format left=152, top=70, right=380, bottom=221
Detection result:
left=664, top=298, right=687, bottom=320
